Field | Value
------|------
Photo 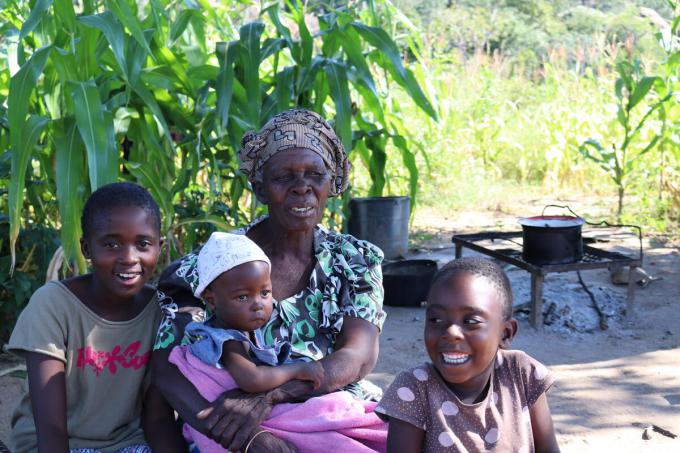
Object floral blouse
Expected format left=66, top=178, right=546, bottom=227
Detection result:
left=154, top=218, right=386, bottom=367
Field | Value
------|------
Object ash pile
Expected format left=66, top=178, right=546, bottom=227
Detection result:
left=508, top=269, right=627, bottom=334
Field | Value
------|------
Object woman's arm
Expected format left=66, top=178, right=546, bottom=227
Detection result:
left=386, top=418, right=425, bottom=453
left=529, top=393, right=560, bottom=453
left=152, top=345, right=273, bottom=450
left=267, top=316, right=379, bottom=404
left=25, top=352, right=69, bottom=453
left=193, top=317, right=379, bottom=452
left=142, top=383, right=186, bottom=452
left=221, top=342, right=324, bottom=393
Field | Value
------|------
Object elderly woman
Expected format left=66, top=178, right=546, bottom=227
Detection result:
left=152, top=109, right=386, bottom=452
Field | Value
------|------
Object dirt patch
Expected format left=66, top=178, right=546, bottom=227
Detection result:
left=1, top=203, right=678, bottom=452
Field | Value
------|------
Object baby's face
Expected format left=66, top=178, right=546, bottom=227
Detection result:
left=203, top=261, right=273, bottom=332
left=425, top=272, right=513, bottom=399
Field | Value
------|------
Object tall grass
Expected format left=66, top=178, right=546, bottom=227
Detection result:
left=354, top=39, right=679, bottom=233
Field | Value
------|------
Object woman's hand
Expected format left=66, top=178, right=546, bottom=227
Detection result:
left=196, top=388, right=274, bottom=451
left=295, top=361, right=325, bottom=389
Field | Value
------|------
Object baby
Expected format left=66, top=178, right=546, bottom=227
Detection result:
left=184, top=232, right=323, bottom=393
left=376, top=257, right=560, bottom=452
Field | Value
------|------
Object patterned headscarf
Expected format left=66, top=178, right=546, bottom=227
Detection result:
left=238, top=109, right=350, bottom=196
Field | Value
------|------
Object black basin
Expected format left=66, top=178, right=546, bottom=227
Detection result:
left=383, top=259, right=438, bottom=307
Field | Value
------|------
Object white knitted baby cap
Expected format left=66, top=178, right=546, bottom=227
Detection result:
left=194, top=232, right=271, bottom=298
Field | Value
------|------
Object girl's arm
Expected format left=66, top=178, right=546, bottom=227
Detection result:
left=142, top=383, right=186, bottom=452
left=25, top=352, right=69, bottom=453
left=386, top=418, right=425, bottom=453
left=221, top=341, right=324, bottom=393
left=529, top=393, right=560, bottom=453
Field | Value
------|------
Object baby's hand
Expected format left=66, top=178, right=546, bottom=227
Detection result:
left=296, top=361, right=325, bottom=390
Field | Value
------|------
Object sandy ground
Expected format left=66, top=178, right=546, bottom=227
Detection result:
left=1, top=203, right=678, bottom=452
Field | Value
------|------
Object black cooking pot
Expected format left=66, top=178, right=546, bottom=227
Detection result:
left=383, top=259, right=438, bottom=307
left=518, top=216, right=585, bottom=265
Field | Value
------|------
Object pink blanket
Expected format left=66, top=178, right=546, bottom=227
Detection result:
left=169, top=345, right=387, bottom=453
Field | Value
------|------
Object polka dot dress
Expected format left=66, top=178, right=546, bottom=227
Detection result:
left=374, top=350, right=555, bottom=452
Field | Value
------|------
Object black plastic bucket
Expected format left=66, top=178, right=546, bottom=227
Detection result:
left=518, top=215, right=585, bottom=265
left=348, top=196, right=410, bottom=259
left=383, top=259, right=438, bottom=306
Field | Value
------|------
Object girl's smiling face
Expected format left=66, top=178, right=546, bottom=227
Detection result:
left=81, top=206, right=161, bottom=303
left=425, top=272, right=517, bottom=401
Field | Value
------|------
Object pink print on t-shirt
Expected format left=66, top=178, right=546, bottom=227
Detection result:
left=76, top=341, right=151, bottom=376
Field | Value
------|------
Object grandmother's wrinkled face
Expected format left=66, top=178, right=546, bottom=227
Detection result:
left=256, top=148, right=332, bottom=232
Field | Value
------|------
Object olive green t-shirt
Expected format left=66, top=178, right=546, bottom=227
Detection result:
left=8, top=281, right=162, bottom=453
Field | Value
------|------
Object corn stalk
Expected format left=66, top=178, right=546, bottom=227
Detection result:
left=1, top=0, right=437, bottom=274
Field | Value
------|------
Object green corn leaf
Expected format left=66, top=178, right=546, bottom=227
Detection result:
left=365, top=135, right=387, bottom=196
left=323, top=59, right=352, bottom=152
left=298, top=56, right=326, bottom=97
left=275, top=66, right=295, bottom=113
left=627, top=76, right=658, bottom=112
left=78, top=12, right=126, bottom=77
left=578, top=138, right=604, bottom=163
left=614, top=78, right=624, bottom=101
left=351, top=22, right=437, bottom=121
left=617, top=106, right=627, bottom=128
left=8, top=115, right=49, bottom=273
left=8, top=46, right=51, bottom=148
left=391, top=134, right=418, bottom=211
left=349, top=72, right=385, bottom=127
left=216, top=41, right=238, bottom=130
left=188, top=65, right=220, bottom=83
left=130, top=81, right=173, bottom=147
left=265, top=3, right=296, bottom=61
left=105, top=0, right=155, bottom=61
left=69, top=81, right=118, bottom=190
left=626, top=135, right=662, bottom=173
left=125, top=161, right=174, bottom=232
left=74, top=25, right=99, bottom=80
left=339, top=27, right=377, bottom=93
left=291, top=4, right=313, bottom=68
left=170, top=9, right=199, bottom=43
left=126, top=29, right=153, bottom=86
left=261, top=38, right=286, bottom=62
left=19, top=0, right=54, bottom=42
left=173, top=215, right=233, bottom=233
left=338, top=27, right=385, bottom=126
left=156, top=46, right=194, bottom=95
left=54, top=119, right=88, bottom=274
left=313, top=66, right=330, bottom=114
left=239, top=22, right=264, bottom=127
left=51, top=47, right=79, bottom=86
left=7, top=46, right=51, bottom=272
left=353, top=138, right=371, bottom=169
left=53, top=0, right=76, bottom=32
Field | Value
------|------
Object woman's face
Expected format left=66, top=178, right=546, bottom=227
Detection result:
left=257, top=148, right=332, bottom=232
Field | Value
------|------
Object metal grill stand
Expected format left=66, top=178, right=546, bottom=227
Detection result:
left=451, top=232, right=642, bottom=328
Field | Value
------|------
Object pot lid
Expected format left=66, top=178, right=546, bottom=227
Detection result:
left=518, top=215, right=585, bottom=228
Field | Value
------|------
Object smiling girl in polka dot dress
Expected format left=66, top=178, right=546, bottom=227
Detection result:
left=375, top=257, right=560, bottom=452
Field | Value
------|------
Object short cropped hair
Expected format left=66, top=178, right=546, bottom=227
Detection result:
left=81, top=182, right=161, bottom=239
left=429, top=256, right=514, bottom=320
